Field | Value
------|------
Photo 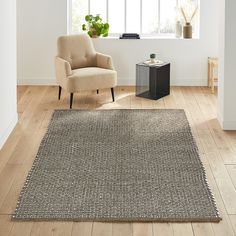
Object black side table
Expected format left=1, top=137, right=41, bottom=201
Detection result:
left=136, top=62, right=170, bottom=100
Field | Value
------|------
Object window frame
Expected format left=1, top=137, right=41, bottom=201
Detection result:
left=69, top=0, right=200, bottom=38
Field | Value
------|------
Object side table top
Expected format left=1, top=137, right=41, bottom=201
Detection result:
left=137, top=61, right=170, bottom=68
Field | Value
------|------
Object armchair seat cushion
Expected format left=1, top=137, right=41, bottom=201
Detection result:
left=67, top=67, right=117, bottom=92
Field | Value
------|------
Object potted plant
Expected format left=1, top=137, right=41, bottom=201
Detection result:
left=150, top=53, right=156, bottom=63
left=82, top=14, right=109, bottom=38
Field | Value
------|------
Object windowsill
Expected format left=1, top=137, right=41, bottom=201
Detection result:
left=71, top=32, right=200, bottom=40
left=92, top=35, right=200, bottom=40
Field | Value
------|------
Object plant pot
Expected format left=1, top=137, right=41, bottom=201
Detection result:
left=90, top=27, right=98, bottom=38
left=183, top=23, right=192, bottom=39
left=150, top=58, right=156, bottom=63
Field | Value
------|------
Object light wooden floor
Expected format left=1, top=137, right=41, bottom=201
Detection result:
left=0, top=86, right=236, bottom=236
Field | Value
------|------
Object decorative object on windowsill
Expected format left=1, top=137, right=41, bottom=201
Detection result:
left=175, top=21, right=182, bottom=38
left=82, top=14, right=109, bottom=38
left=150, top=53, right=156, bottom=63
left=183, top=22, right=192, bottom=38
left=119, top=33, right=140, bottom=39
left=180, top=5, right=198, bottom=39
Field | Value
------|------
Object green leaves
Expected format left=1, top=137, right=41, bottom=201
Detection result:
left=82, top=14, right=109, bottom=38
left=82, top=24, right=87, bottom=31
left=88, top=31, right=93, bottom=37
left=95, top=15, right=102, bottom=22
left=104, top=23, right=109, bottom=30
left=85, top=15, right=92, bottom=22
left=103, top=32, right=108, bottom=37
left=150, top=53, right=156, bottom=59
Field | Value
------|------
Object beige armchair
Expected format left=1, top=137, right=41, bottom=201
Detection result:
left=55, top=34, right=117, bottom=108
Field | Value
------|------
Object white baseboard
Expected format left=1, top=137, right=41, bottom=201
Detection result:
left=0, top=113, right=18, bottom=149
left=217, top=113, right=236, bottom=130
left=117, top=78, right=135, bottom=86
left=17, top=77, right=56, bottom=85
left=118, top=77, right=207, bottom=86
left=171, top=78, right=207, bottom=86
left=220, top=121, right=236, bottom=130
left=17, top=77, right=134, bottom=86
left=17, top=77, right=207, bottom=86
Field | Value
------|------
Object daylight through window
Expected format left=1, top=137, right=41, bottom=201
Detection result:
left=70, top=0, right=199, bottom=37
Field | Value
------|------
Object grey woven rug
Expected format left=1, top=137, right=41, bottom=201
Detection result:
left=12, top=109, right=221, bottom=222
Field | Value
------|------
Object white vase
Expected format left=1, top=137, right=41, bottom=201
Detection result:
left=150, top=58, right=156, bottom=63
left=175, top=21, right=182, bottom=38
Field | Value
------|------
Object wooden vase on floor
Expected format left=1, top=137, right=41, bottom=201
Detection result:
left=183, top=23, right=192, bottom=39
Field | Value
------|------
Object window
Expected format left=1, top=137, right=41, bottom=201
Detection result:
left=70, top=0, right=199, bottom=36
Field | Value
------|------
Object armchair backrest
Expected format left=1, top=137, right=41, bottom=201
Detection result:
left=57, top=34, right=97, bottom=70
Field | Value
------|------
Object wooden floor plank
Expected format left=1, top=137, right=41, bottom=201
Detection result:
left=172, top=223, right=194, bottom=236
left=201, top=154, right=235, bottom=236
left=30, top=222, right=54, bottom=236
left=0, top=164, right=21, bottom=208
left=0, top=165, right=29, bottom=214
left=192, top=223, right=214, bottom=236
left=17, top=85, right=28, bottom=102
left=0, top=215, right=14, bottom=236
left=224, top=132, right=236, bottom=157
left=229, top=215, right=236, bottom=235
left=219, top=148, right=236, bottom=165
left=133, top=223, right=153, bottom=236
left=0, top=125, right=23, bottom=173
left=8, top=221, right=33, bottom=236
left=226, top=165, right=236, bottom=188
left=71, top=222, right=93, bottom=236
left=92, top=223, right=112, bottom=236
left=50, top=222, right=73, bottom=236
left=207, top=152, right=236, bottom=214
left=17, top=86, right=35, bottom=114
left=163, top=88, right=177, bottom=109
left=112, top=223, right=132, bottom=236
left=153, top=223, right=173, bottom=236
left=131, top=93, right=143, bottom=109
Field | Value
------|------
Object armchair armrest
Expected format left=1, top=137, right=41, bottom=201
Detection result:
left=96, top=53, right=115, bottom=70
left=55, top=57, right=72, bottom=80
left=55, top=57, right=72, bottom=89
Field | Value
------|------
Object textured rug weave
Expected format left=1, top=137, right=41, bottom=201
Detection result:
left=13, top=110, right=221, bottom=222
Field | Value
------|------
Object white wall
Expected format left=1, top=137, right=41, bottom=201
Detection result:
left=93, top=0, right=219, bottom=86
left=17, top=0, right=219, bottom=86
left=17, top=0, right=67, bottom=85
left=0, top=0, right=18, bottom=149
left=218, top=0, right=236, bottom=130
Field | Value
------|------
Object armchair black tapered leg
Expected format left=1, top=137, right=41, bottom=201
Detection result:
left=58, top=86, right=62, bottom=100
left=111, top=88, right=115, bottom=102
left=97, top=89, right=99, bottom=94
left=70, top=93, right=74, bottom=109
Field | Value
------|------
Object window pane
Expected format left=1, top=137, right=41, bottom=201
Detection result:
left=142, top=0, right=158, bottom=34
left=160, top=0, right=176, bottom=33
left=178, top=0, right=198, bottom=22
left=72, top=0, right=88, bottom=33
left=126, top=0, right=140, bottom=33
left=71, top=0, right=199, bottom=36
left=108, top=0, right=125, bottom=33
left=90, top=0, right=107, bottom=21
